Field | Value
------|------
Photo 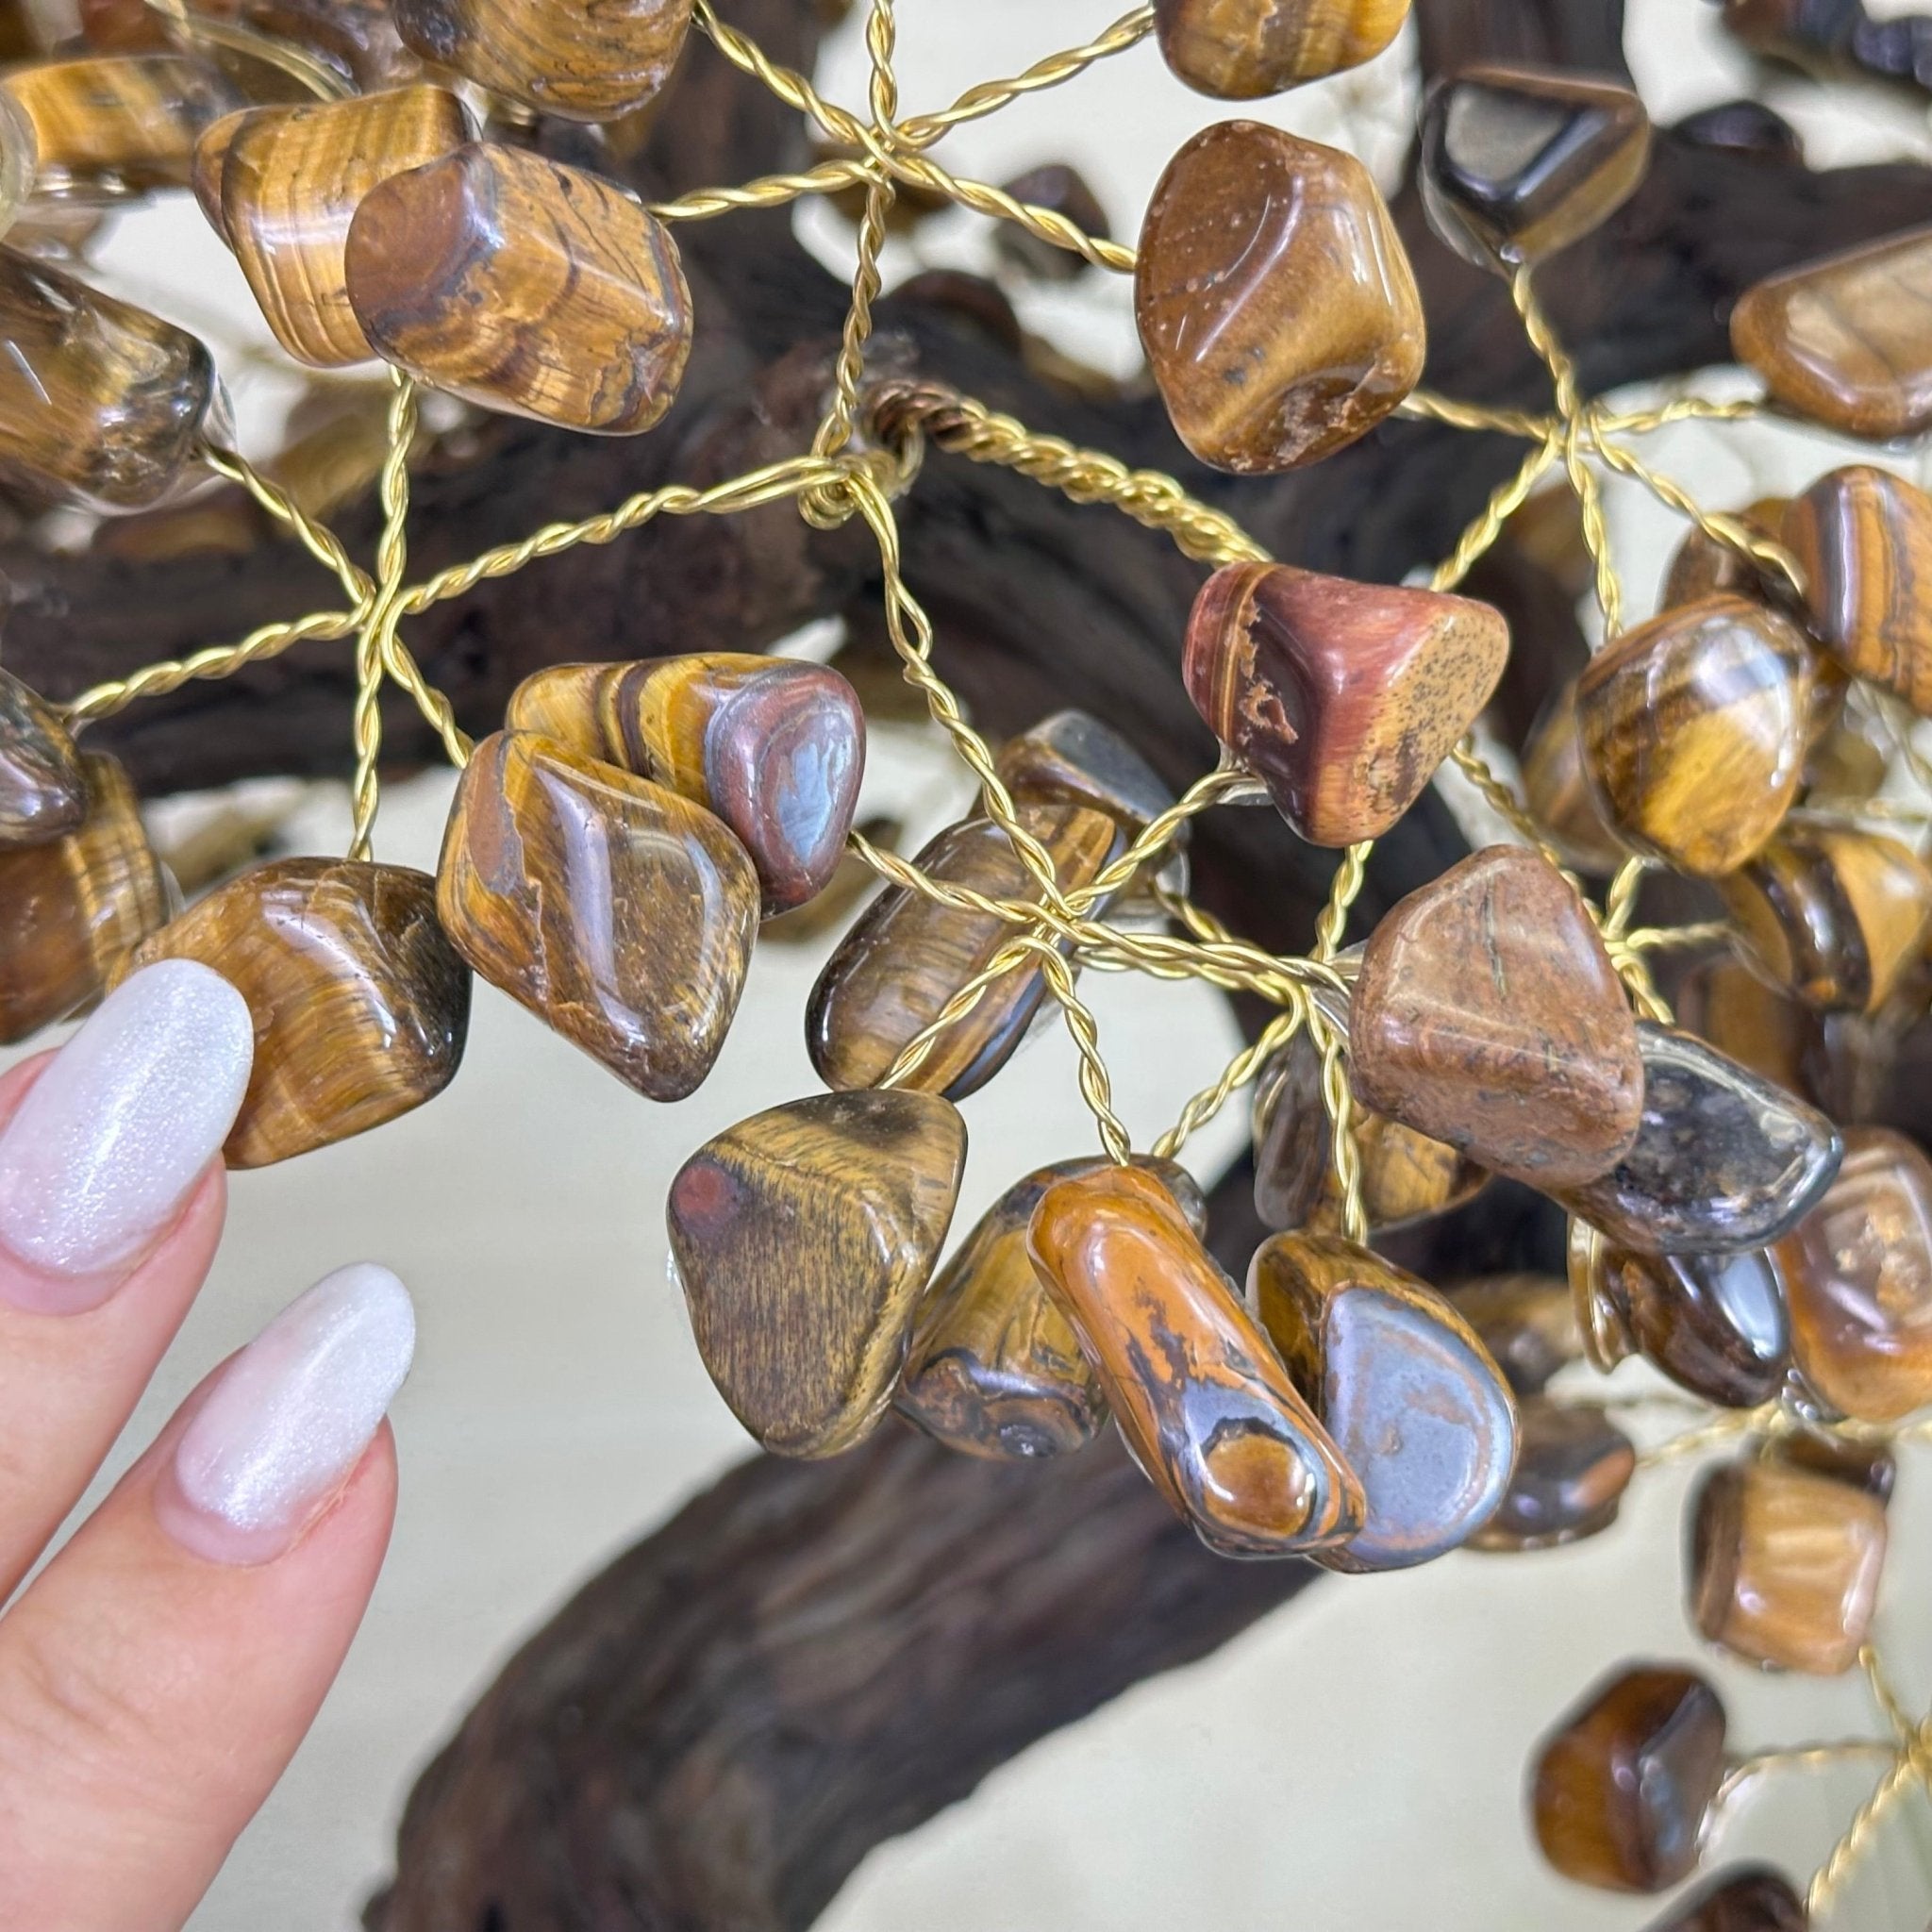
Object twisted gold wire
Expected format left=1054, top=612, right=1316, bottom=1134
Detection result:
left=347, top=375, right=417, bottom=860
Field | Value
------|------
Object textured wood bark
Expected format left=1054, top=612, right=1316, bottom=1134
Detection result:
left=8, top=0, right=1930, bottom=1924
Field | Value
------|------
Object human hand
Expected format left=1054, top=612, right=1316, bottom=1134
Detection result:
left=0, top=959, right=414, bottom=1931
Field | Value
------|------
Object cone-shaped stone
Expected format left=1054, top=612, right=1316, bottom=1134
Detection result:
left=437, top=730, right=757, bottom=1100
left=1251, top=1230, right=1518, bottom=1571
left=1184, top=560, right=1507, bottom=845
left=1348, top=845, right=1643, bottom=1187
left=667, top=1090, right=967, bottom=1457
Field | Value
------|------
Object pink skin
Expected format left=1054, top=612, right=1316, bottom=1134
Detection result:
left=0, top=1026, right=409, bottom=1930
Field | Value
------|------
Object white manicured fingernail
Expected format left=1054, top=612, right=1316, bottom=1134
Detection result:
left=0, top=960, right=253, bottom=1306
left=159, top=1262, right=414, bottom=1565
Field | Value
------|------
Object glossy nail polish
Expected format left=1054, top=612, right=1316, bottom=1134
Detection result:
left=0, top=958, right=252, bottom=1307
left=158, top=1260, right=414, bottom=1564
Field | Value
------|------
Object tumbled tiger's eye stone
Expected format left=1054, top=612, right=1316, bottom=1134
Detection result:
left=1468, top=1398, right=1634, bottom=1551
left=1183, top=561, right=1507, bottom=845
left=1721, top=818, right=1932, bottom=1014
left=1251, top=1231, right=1516, bottom=1571
left=1152, top=0, right=1407, bottom=96
left=0, top=753, right=169, bottom=1042
left=1531, top=1664, right=1727, bottom=1892
left=1349, top=845, right=1642, bottom=1188
left=392, top=0, right=689, bottom=119
left=206, top=85, right=470, bottom=369
left=1660, top=499, right=1792, bottom=612
left=1522, top=682, right=1626, bottom=874
left=0, top=246, right=218, bottom=512
left=1639, top=1865, right=1807, bottom=1932
left=120, top=858, right=468, bottom=1167
left=1775, top=1424, right=1895, bottom=1503
left=1551, top=1024, right=1840, bottom=1256
left=1449, top=1274, right=1580, bottom=1396
left=3, top=53, right=239, bottom=192
left=79, top=0, right=419, bottom=91
left=1690, top=1457, right=1886, bottom=1674
left=992, top=164, right=1109, bottom=280
left=1774, top=1126, right=1932, bottom=1422
left=1135, top=122, right=1424, bottom=474
left=507, top=655, right=865, bottom=915
left=807, top=800, right=1122, bottom=1100
left=894, top=1154, right=1205, bottom=1461
left=667, top=1090, right=966, bottom=1457
left=1783, top=466, right=1932, bottom=715
left=0, top=668, right=85, bottom=848
left=1251, top=1024, right=1485, bottom=1233
left=1673, top=954, right=1820, bottom=1100
left=1596, top=1243, right=1790, bottom=1408
left=1028, top=1163, right=1363, bottom=1557
left=345, top=141, right=693, bottom=433
left=1575, top=594, right=1812, bottom=877
left=0, top=83, right=34, bottom=241
left=1419, top=64, right=1651, bottom=270
left=436, top=730, right=757, bottom=1100
left=1732, top=225, right=1932, bottom=441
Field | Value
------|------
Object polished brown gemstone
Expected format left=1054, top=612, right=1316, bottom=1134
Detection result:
left=0, top=668, right=85, bottom=848
left=1184, top=561, right=1507, bottom=845
left=0, top=753, right=170, bottom=1043
left=1027, top=1163, right=1363, bottom=1557
left=206, top=86, right=470, bottom=369
left=1449, top=1274, right=1580, bottom=1396
left=1776, top=1424, right=1896, bottom=1504
left=506, top=655, right=865, bottom=915
left=3, top=53, right=239, bottom=192
left=1551, top=1024, right=1841, bottom=1256
left=1638, top=1865, right=1807, bottom=1932
left=1152, top=0, right=1407, bottom=96
left=1784, top=465, right=1932, bottom=715
left=1721, top=818, right=1932, bottom=1014
left=806, top=801, right=1121, bottom=1100
left=436, top=730, right=757, bottom=1100
left=1575, top=594, right=1813, bottom=877
left=1467, top=1397, right=1634, bottom=1551
left=1774, top=1126, right=1932, bottom=1422
left=667, top=1091, right=966, bottom=1457
left=121, top=858, right=468, bottom=1167
left=1348, top=845, right=1643, bottom=1187
left=1135, top=122, right=1423, bottom=474
left=1521, top=681, right=1627, bottom=874
left=1660, top=498, right=1793, bottom=612
left=392, top=0, right=690, bottom=119
left=0, top=245, right=218, bottom=512
left=1250, top=1231, right=1517, bottom=1571
left=1252, top=1023, right=1485, bottom=1233
left=1419, top=64, right=1651, bottom=269
left=0, top=86, right=32, bottom=241
left=1596, top=1243, right=1790, bottom=1408
left=992, top=164, right=1109, bottom=279
left=345, top=141, right=693, bottom=432
left=1733, top=225, right=1932, bottom=441
left=1673, top=954, right=1821, bottom=1100
left=894, top=1154, right=1205, bottom=1461
left=1690, top=1457, right=1886, bottom=1674
left=1530, top=1664, right=1727, bottom=1892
